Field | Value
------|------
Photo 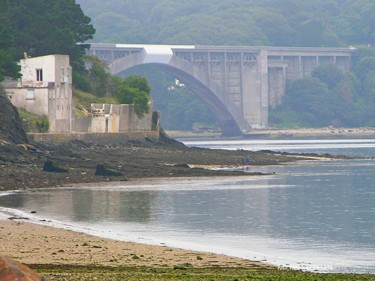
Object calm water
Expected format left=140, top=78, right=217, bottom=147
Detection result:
left=183, top=139, right=375, bottom=157
left=1, top=139, right=375, bottom=273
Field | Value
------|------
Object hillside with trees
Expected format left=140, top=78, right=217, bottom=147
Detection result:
left=77, top=0, right=375, bottom=47
left=1, top=0, right=375, bottom=129
left=75, top=0, right=375, bottom=129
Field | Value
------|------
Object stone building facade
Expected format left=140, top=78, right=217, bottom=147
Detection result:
left=4, top=54, right=72, bottom=133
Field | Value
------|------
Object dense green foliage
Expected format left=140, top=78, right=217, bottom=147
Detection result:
left=79, top=55, right=116, bottom=97
left=77, top=56, right=151, bottom=118
left=8, top=0, right=95, bottom=70
left=0, top=0, right=20, bottom=81
left=0, top=0, right=95, bottom=82
left=77, top=0, right=374, bottom=47
left=116, top=75, right=151, bottom=118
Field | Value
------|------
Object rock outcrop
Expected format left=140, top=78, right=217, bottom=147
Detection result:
left=95, top=164, right=124, bottom=176
left=0, top=256, right=50, bottom=281
left=0, top=86, right=28, bottom=144
left=42, top=160, right=68, bottom=173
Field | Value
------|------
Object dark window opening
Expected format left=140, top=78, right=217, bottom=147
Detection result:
left=36, top=69, right=43, bottom=81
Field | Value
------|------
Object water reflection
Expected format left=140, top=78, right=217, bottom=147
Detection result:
left=1, top=159, right=375, bottom=272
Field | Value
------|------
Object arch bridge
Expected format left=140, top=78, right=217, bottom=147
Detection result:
left=88, top=43, right=354, bottom=136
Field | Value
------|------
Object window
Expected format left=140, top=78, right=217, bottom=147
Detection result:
left=36, top=69, right=43, bottom=81
left=61, top=67, right=68, bottom=83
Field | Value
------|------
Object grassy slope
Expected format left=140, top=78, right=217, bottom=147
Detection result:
left=73, top=88, right=119, bottom=117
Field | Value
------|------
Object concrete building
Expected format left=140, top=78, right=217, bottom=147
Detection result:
left=3, top=54, right=158, bottom=140
left=4, top=54, right=72, bottom=133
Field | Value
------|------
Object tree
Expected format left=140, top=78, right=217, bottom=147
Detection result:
left=0, top=50, right=20, bottom=82
left=81, top=55, right=114, bottom=97
left=8, top=0, right=95, bottom=70
left=312, top=65, right=345, bottom=89
left=342, top=0, right=375, bottom=46
left=77, top=0, right=375, bottom=47
left=354, top=56, right=375, bottom=84
left=0, top=0, right=20, bottom=81
left=116, top=76, right=151, bottom=118
left=284, top=77, right=334, bottom=126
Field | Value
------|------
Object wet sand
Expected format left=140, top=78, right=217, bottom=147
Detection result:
left=0, top=220, right=264, bottom=268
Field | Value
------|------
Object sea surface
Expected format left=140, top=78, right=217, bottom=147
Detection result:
left=1, top=139, right=375, bottom=273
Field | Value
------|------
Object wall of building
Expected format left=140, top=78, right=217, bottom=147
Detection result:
left=5, top=54, right=73, bottom=133
left=5, top=87, right=49, bottom=116
left=46, top=55, right=72, bottom=133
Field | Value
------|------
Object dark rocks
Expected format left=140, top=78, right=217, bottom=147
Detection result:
left=42, top=160, right=68, bottom=173
left=0, top=87, right=28, bottom=144
left=0, top=256, right=50, bottom=280
left=95, top=164, right=123, bottom=176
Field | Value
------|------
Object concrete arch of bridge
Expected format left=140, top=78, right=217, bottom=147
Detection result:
left=110, top=54, right=242, bottom=136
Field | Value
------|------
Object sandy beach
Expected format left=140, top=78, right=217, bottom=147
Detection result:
left=0, top=220, right=262, bottom=268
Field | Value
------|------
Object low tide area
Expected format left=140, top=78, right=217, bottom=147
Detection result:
left=1, top=137, right=375, bottom=280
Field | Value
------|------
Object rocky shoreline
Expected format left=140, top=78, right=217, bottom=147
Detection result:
left=0, top=90, right=368, bottom=192
left=1, top=133, right=328, bottom=192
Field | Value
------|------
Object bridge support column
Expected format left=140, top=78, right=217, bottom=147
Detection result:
left=268, top=66, right=286, bottom=108
left=241, top=50, right=269, bottom=129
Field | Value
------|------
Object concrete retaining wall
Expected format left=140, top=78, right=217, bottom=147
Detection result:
left=75, top=104, right=155, bottom=133
left=28, top=131, right=160, bottom=144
